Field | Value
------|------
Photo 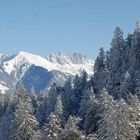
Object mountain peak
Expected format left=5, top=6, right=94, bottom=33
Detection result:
left=47, top=52, right=93, bottom=65
left=18, top=51, right=28, bottom=55
left=17, top=51, right=40, bottom=58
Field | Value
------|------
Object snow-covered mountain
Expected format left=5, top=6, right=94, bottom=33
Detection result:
left=3, top=51, right=94, bottom=76
left=0, top=54, right=7, bottom=64
left=0, top=51, right=94, bottom=94
left=46, top=52, right=93, bottom=65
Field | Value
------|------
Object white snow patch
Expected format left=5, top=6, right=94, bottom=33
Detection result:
left=0, top=81, right=9, bottom=94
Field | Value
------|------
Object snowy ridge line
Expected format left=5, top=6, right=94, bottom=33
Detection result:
left=2, top=51, right=94, bottom=76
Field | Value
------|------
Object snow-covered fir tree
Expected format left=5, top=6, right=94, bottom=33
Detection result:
left=54, top=95, right=63, bottom=119
left=0, top=94, right=15, bottom=140
left=42, top=112, right=61, bottom=140
left=59, top=115, right=84, bottom=140
left=79, top=87, right=99, bottom=134
left=36, top=84, right=62, bottom=127
left=97, top=97, right=138, bottom=140
left=61, top=78, right=74, bottom=120
left=119, top=71, right=132, bottom=99
left=30, top=87, right=37, bottom=109
left=107, top=26, right=125, bottom=98
left=42, top=95, right=63, bottom=140
left=94, top=47, right=107, bottom=92
left=79, top=87, right=95, bottom=118
left=0, top=94, right=11, bottom=117
left=72, top=71, right=88, bottom=114
left=126, top=94, right=140, bottom=139
left=47, top=83, right=62, bottom=115
left=35, top=90, right=47, bottom=127
left=10, top=89, right=40, bottom=140
left=97, top=88, right=115, bottom=140
left=65, top=116, right=81, bottom=132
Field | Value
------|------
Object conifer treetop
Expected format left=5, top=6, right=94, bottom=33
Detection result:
left=136, top=19, right=140, bottom=30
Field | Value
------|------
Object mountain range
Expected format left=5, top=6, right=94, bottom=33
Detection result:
left=0, top=51, right=94, bottom=95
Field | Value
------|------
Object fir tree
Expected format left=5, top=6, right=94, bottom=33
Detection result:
left=35, top=95, right=48, bottom=127
left=94, top=47, right=106, bottom=92
left=42, top=95, right=63, bottom=140
left=73, top=71, right=88, bottom=114
left=79, top=87, right=99, bottom=133
left=107, top=26, right=125, bottom=98
left=42, top=113, right=61, bottom=140
left=97, top=98, right=138, bottom=140
left=62, top=78, right=74, bottom=120
left=54, top=95, right=63, bottom=124
left=59, top=116, right=84, bottom=140
left=30, top=87, right=37, bottom=110
left=10, top=89, right=40, bottom=140
left=126, top=94, right=140, bottom=139
left=94, top=47, right=106, bottom=73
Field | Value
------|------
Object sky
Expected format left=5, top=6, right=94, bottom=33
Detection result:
left=0, top=0, right=140, bottom=59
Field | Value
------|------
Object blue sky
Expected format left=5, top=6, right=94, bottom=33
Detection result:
left=0, top=0, right=140, bottom=59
